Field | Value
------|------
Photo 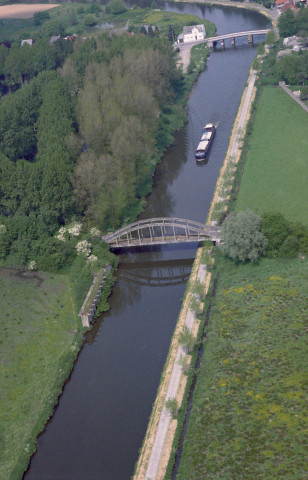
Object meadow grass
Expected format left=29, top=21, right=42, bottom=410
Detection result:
left=0, top=268, right=83, bottom=480
left=175, top=257, right=308, bottom=480
left=235, top=87, right=308, bottom=225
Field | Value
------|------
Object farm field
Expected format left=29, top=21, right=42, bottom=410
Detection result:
left=0, top=268, right=83, bottom=480
left=176, top=257, right=308, bottom=480
left=236, top=87, right=308, bottom=225
left=0, top=4, right=59, bottom=19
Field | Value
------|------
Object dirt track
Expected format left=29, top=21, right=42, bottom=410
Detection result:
left=0, top=4, right=59, bottom=19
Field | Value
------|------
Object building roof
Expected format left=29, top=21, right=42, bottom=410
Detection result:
left=281, top=2, right=298, bottom=11
left=275, top=0, right=290, bottom=5
left=21, top=39, right=33, bottom=46
left=50, top=35, right=61, bottom=45
left=183, top=24, right=205, bottom=35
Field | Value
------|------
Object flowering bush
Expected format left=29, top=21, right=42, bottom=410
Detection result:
left=87, top=254, right=98, bottom=264
left=90, top=227, right=100, bottom=237
left=28, top=260, right=38, bottom=271
left=0, top=224, right=7, bottom=234
left=55, top=226, right=67, bottom=242
left=67, top=222, right=82, bottom=237
left=75, top=240, right=91, bottom=257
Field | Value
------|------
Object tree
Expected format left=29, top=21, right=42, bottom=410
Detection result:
left=300, top=85, right=308, bottom=100
left=278, top=9, right=297, bottom=38
left=257, top=42, right=265, bottom=56
left=168, top=25, right=175, bottom=43
left=179, top=325, right=195, bottom=353
left=84, top=14, right=97, bottom=27
left=220, top=210, right=267, bottom=262
left=109, top=0, right=127, bottom=15
left=265, top=29, right=276, bottom=45
left=165, top=397, right=178, bottom=418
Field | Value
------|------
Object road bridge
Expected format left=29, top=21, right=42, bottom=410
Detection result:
left=101, top=217, right=221, bottom=249
left=176, top=29, right=269, bottom=49
left=206, top=29, right=269, bottom=47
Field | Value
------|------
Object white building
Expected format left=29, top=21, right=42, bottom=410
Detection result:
left=177, top=24, right=206, bottom=44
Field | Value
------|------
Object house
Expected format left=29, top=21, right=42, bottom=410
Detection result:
left=275, top=0, right=299, bottom=12
left=275, top=0, right=291, bottom=9
left=21, top=39, right=33, bottom=46
left=281, top=1, right=299, bottom=12
left=177, top=24, right=206, bottom=44
left=283, top=35, right=306, bottom=50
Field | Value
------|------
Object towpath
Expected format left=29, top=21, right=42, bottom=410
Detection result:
left=144, top=263, right=208, bottom=480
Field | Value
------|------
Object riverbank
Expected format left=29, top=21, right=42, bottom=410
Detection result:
left=178, top=0, right=278, bottom=27
left=174, top=85, right=308, bottom=477
left=134, top=60, right=259, bottom=480
left=0, top=268, right=83, bottom=480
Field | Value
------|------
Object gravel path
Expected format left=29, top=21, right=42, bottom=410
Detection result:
left=145, top=263, right=208, bottom=480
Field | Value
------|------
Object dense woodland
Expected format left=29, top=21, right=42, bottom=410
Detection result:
left=0, top=32, right=181, bottom=269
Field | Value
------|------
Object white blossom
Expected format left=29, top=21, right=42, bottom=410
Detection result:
left=68, top=222, right=82, bottom=237
left=55, top=226, right=67, bottom=242
left=0, top=224, right=7, bottom=234
left=28, top=260, right=38, bottom=271
left=87, top=254, right=98, bottom=264
left=89, top=227, right=100, bottom=237
left=75, top=240, right=92, bottom=257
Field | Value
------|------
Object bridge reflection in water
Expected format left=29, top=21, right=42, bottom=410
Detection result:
left=118, top=258, right=193, bottom=287
left=84, top=258, right=194, bottom=344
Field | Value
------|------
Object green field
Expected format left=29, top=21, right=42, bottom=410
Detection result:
left=176, top=258, right=308, bottom=480
left=236, top=87, right=308, bottom=225
left=0, top=268, right=83, bottom=480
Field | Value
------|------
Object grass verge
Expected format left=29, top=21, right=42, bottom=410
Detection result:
left=0, top=268, right=83, bottom=480
left=235, top=86, right=308, bottom=225
left=176, top=256, right=308, bottom=480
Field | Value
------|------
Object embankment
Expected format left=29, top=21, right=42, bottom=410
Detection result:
left=133, top=61, right=258, bottom=480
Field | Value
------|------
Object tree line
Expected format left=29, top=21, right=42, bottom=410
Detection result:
left=0, top=33, right=181, bottom=270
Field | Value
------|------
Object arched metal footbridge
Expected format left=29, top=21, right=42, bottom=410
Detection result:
left=101, top=217, right=221, bottom=249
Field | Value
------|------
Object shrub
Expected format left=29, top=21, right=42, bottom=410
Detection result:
left=279, top=235, right=299, bottom=257
left=165, top=397, right=178, bottom=418
left=109, top=0, right=127, bottom=15
left=261, top=212, right=291, bottom=256
left=84, top=14, right=97, bottom=27
left=220, top=210, right=267, bottom=262
left=179, top=325, right=195, bottom=353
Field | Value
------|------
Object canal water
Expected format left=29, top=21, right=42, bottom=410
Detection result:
left=24, top=3, right=269, bottom=479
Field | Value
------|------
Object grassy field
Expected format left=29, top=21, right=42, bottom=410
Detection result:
left=0, top=268, right=83, bottom=480
left=236, top=87, right=308, bottom=225
left=176, top=257, right=308, bottom=480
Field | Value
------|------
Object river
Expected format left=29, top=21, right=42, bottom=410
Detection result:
left=23, top=3, right=269, bottom=479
